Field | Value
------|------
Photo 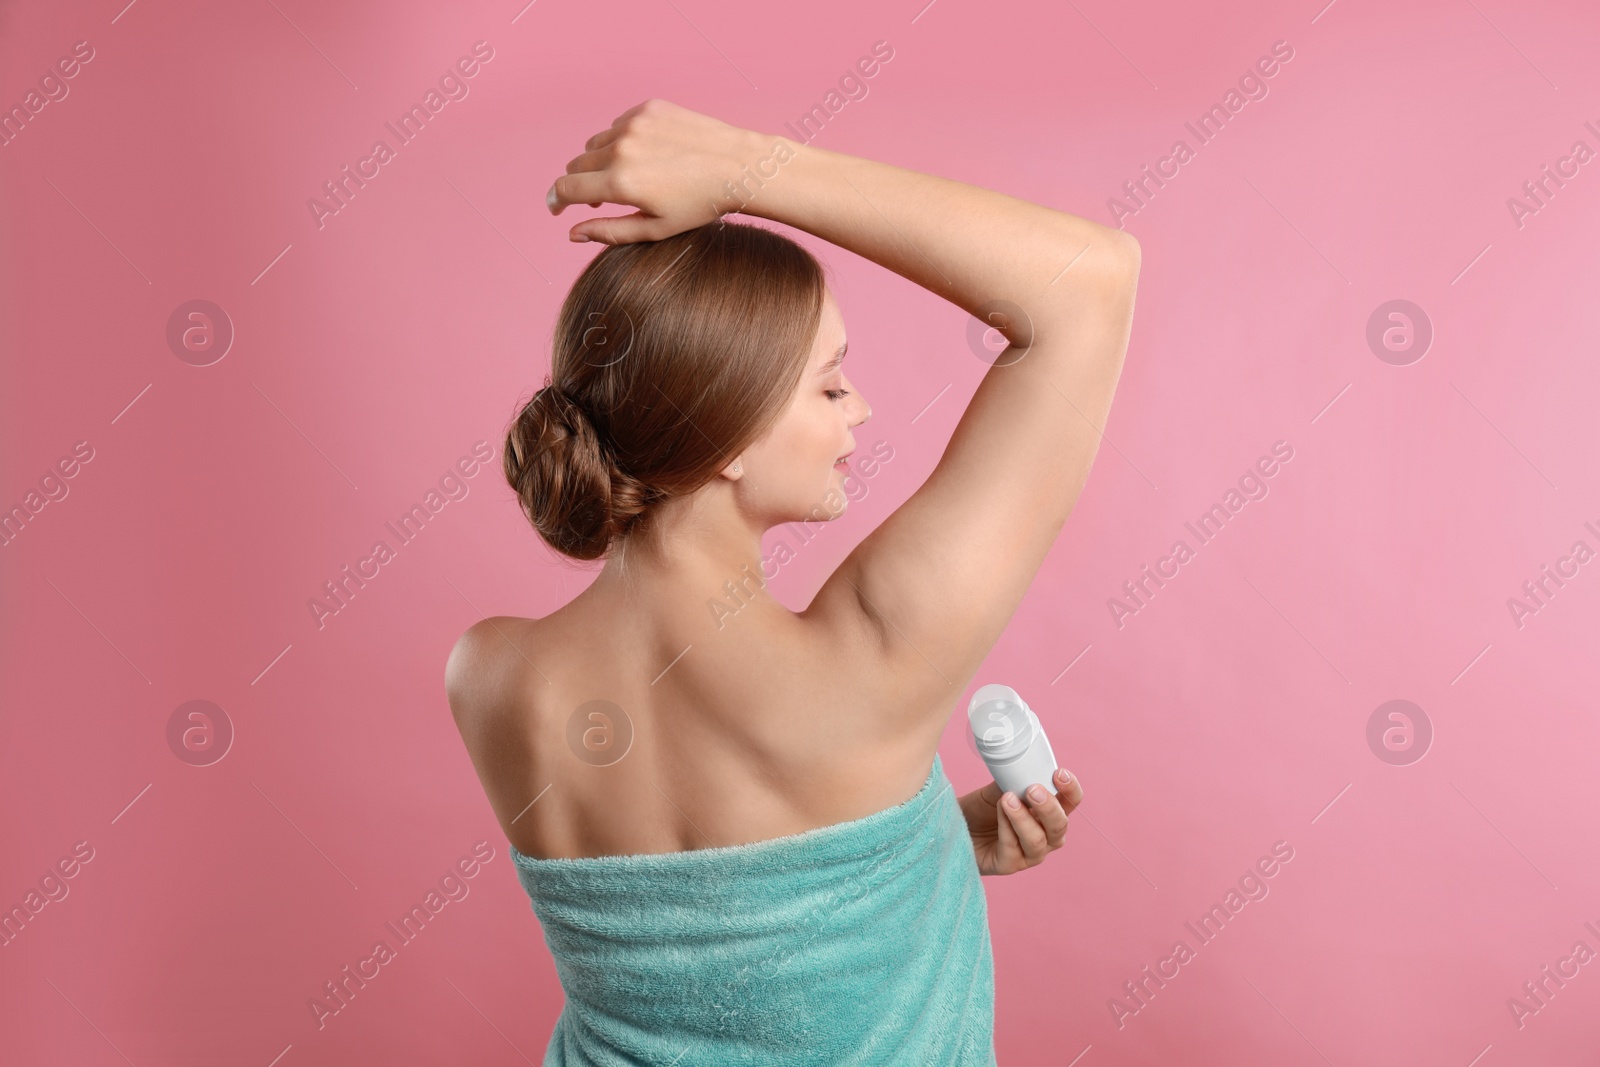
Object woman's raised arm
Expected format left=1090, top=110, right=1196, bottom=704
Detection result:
left=549, top=99, right=1141, bottom=737
left=742, top=118, right=1141, bottom=734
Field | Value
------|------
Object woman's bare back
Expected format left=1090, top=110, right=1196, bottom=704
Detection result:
left=449, top=570, right=951, bottom=861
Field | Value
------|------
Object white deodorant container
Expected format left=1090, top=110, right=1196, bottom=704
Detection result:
left=967, top=683, right=1058, bottom=799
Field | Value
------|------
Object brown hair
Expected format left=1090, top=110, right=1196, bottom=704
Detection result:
left=503, top=220, right=826, bottom=562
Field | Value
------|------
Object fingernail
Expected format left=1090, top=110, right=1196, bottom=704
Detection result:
left=571, top=233, right=590, bottom=242
left=546, top=185, right=559, bottom=212
left=1003, top=792, right=1021, bottom=810
left=1057, top=769, right=1073, bottom=784
left=1027, top=785, right=1048, bottom=804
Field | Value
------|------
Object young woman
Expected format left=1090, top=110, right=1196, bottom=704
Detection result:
left=446, top=99, right=1141, bottom=1065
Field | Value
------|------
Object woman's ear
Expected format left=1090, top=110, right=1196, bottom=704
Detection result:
left=720, top=457, right=744, bottom=481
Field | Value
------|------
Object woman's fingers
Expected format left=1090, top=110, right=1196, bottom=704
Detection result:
left=548, top=172, right=615, bottom=216
left=559, top=147, right=616, bottom=212
left=563, top=146, right=612, bottom=178
left=571, top=210, right=670, bottom=246
left=992, top=772, right=1081, bottom=872
left=584, top=124, right=623, bottom=153
left=547, top=144, right=665, bottom=243
left=1054, top=769, right=1083, bottom=815
left=579, top=103, right=645, bottom=154
left=1000, top=791, right=1051, bottom=866
left=1023, top=784, right=1071, bottom=850
left=993, top=794, right=1025, bottom=873
left=606, top=99, right=653, bottom=134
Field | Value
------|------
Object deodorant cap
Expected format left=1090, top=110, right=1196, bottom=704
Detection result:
left=968, top=684, right=1035, bottom=763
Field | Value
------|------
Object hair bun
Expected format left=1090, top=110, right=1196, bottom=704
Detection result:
left=535, top=383, right=592, bottom=435
left=502, top=380, right=654, bottom=560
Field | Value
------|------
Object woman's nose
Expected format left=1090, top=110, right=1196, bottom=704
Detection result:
left=845, top=377, right=871, bottom=425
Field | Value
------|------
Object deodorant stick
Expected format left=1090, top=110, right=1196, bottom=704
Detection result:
left=968, top=683, right=1058, bottom=799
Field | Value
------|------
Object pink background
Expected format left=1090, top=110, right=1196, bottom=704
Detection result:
left=4, top=0, right=1599, bottom=1063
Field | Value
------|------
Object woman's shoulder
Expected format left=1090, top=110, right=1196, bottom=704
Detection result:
left=444, top=613, right=546, bottom=731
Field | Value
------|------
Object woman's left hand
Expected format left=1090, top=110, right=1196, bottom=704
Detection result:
left=958, top=769, right=1081, bottom=876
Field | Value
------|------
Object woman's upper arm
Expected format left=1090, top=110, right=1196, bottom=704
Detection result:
left=813, top=236, right=1142, bottom=715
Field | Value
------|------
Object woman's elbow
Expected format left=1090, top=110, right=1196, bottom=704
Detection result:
left=1109, top=228, right=1141, bottom=276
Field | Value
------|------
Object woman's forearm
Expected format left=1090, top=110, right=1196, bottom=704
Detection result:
left=546, top=99, right=1137, bottom=347
left=735, top=133, right=1138, bottom=344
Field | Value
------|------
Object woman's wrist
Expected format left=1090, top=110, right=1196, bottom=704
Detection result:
left=721, top=130, right=812, bottom=224
left=731, top=133, right=871, bottom=251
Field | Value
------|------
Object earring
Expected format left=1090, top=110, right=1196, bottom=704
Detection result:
left=733, top=465, right=741, bottom=473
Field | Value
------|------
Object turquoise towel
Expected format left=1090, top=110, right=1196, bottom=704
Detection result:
left=509, top=753, right=996, bottom=1066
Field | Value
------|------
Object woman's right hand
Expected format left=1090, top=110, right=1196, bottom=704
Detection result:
left=547, top=99, right=767, bottom=246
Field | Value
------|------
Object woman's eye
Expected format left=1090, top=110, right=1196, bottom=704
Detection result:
left=825, top=388, right=851, bottom=401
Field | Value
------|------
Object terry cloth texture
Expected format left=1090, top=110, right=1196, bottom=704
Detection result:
left=509, top=753, right=996, bottom=1066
